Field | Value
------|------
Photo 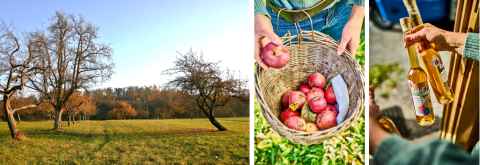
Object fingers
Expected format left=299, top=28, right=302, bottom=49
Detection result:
left=405, top=30, right=426, bottom=43
left=417, top=42, right=427, bottom=53
left=369, top=86, right=381, bottom=117
left=254, top=39, right=270, bottom=70
left=263, top=30, right=282, bottom=46
left=411, top=24, right=426, bottom=33
left=347, top=43, right=358, bottom=56
left=369, top=86, right=375, bottom=100
left=337, top=36, right=349, bottom=55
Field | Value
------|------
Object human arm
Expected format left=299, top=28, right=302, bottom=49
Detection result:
left=374, top=135, right=479, bottom=165
left=347, top=0, right=365, bottom=6
left=254, top=0, right=271, bottom=19
left=336, top=5, right=365, bottom=56
left=370, top=88, right=479, bottom=165
left=369, top=86, right=390, bottom=154
left=254, top=14, right=283, bottom=70
left=463, top=33, right=479, bottom=61
left=404, top=24, right=479, bottom=61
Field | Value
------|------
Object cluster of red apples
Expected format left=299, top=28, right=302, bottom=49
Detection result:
left=281, top=73, right=339, bottom=132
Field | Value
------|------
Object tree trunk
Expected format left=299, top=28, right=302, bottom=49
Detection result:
left=4, top=104, right=19, bottom=139
left=68, top=115, right=71, bottom=126
left=54, top=109, right=63, bottom=130
left=207, top=114, right=227, bottom=131
left=16, top=112, right=22, bottom=123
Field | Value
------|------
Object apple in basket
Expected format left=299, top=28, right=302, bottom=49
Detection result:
left=262, top=42, right=290, bottom=69
left=306, top=88, right=324, bottom=101
left=282, top=91, right=295, bottom=107
left=309, top=96, right=327, bottom=113
left=316, top=110, right=337, bottom=130
left=281, top=108, right=300, bottom=122
left=308, top=73, right=327, bottom=89
left=299, top=85, right=311, bottom=94
left=325, top=87, right=336, bottom=104
left=305, top=123, right=319, bottom=132
left=288, top=91, right=306, bottom=111
left=325, top=104, right=339, bottom=116
left=284, top=116, right=306, bottom=131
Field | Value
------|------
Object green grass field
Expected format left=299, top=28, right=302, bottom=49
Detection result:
left=0, top=117, right=249, bottom=164
left=254, top=101, right=365, bottom=165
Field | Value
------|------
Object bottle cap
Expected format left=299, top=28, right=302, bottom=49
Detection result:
left=403, top=0, right=419, bottom=13
left=399, top=17, right=412, bottom=34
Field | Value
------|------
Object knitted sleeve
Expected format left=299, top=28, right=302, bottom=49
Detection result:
left=374, top=135, right=479, bottom=165
left=463, top=32, right=479, bottom=62
left=255, top=0, right=271, bottom=19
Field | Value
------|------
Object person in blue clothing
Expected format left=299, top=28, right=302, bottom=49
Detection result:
left=254, top=0, right=365, bottom=70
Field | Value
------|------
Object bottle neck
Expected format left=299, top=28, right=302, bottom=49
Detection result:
left=407, top=45, right=420, bottom=68
left=409, top=12, right=431, bottom=49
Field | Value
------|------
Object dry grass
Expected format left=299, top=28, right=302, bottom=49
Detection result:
left=0, top=117, right=249, bottom=164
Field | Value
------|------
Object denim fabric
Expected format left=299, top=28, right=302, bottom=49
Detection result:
left=267, top=0, right=351, bottom=41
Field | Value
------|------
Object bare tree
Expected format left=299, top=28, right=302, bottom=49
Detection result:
left=0, top=19, right=43, bottom=139
left=162, top=48, right=248, bottom=131
left=27, top=11, right=114, bottom=130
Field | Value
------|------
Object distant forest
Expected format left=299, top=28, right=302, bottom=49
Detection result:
left=0, top=85, right=249, bottom=122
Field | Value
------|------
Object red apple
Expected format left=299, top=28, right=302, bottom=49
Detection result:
left=288, top=91, right=306, bottom=111
left=284, top=116, right=306, bottom=131
left=316, top=110, right=337, bottom=130
left=305, top=123, right=319, bottom=132
left=262, top=42, right=290, bottom=69
left=325, top=87, right=336, bottom=104
left=281, top=108, right=300, bottom=122
left=325, top=105, right=339, bottom=116
left=299, top=85, right=311, bottom=94
left=309, top=96, right=327, bottom=113
left=308, top=73, right=327, bottom=89
left=306, top=88, right=324, bottom=101
left=282, top=91, right=295, bottom=107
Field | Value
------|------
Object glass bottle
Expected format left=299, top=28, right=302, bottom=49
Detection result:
left=400, top=17, right=435, bottom=126
left=378, top=116, right=402, bottom=136
left=403, top=0, right=454, bottom=105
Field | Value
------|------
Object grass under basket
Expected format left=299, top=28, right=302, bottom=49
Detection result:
left=254, top=98, right=365, bottom=165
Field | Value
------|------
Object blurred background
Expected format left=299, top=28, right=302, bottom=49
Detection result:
left=369, top=0, right=457, bottom=142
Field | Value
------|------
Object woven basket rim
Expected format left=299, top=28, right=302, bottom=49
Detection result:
left=254, top=30, right=365, bottom=145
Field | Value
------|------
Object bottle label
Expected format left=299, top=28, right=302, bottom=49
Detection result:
left=431, top=57, right=451, bottom=91
left=409, top=80, right=433, bottom=116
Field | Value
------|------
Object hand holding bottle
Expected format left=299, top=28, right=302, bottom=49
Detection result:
left=403, top=23, right=467, bottom=55
left=369, top=87, right=390, bottom=154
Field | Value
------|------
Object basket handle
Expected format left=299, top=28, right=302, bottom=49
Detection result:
left=276, top=8, right=315, bottom=44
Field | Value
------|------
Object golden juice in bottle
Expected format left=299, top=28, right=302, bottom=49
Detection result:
left=403, top=0, right=454, bottom=105
left=378, top=116, right=402, bottom=136
left=401, top=17, right=435, bottom=126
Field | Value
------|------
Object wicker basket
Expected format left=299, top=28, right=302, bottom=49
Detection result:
left=254, top=30, right=365, bottom=146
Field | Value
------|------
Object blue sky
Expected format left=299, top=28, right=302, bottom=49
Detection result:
left=1, top=0, right=251, bottom=89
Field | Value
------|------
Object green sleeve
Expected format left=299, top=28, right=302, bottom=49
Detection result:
left=255, top=0, right=271, bottom=19
left=463, top=32, right=479, bottom=62
left=374, top=135, right=479, bottom=165
left=347, top=0, right=365, bottom=6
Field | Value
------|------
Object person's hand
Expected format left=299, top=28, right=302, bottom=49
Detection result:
left=404, top=23, right=467, bottom=55
left=369, top=86, right=389, bottom=154
left=337, top=5, right=365, bottom=56
left=369, top=86, right=380, bottom=121
left=254, top=14, right=283, bottom=70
